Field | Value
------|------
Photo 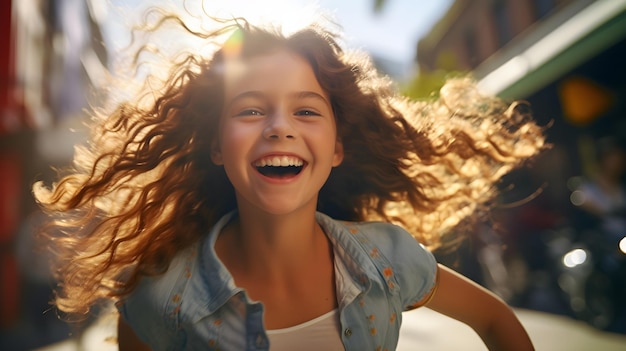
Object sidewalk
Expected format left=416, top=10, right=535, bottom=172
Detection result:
left=35, top=308, right=626, bottom=350
left=398, top=308, right=626, bottom=350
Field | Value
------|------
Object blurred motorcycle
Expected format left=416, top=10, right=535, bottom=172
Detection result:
left=551, top=228, right=626, bottom=330
left=547, top=182, right=626, bottom=332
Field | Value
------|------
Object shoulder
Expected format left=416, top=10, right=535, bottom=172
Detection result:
left=338, top=218, right=432, bottom=263
left=318, top=213, right=436, bottom=279
left=352, top=220, right=419, bottom=246
left=128, top=243, right=197, bottom=303
left=318, top=213, right=430, bottom=258
left=357, top=221, right=438, bottom=307
left=355, top=221, right=436, bottom=272
left=320, top=214, right=438, bottom=306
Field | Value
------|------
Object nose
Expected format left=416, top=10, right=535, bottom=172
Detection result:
left=263, top=111, right=295, bottom=140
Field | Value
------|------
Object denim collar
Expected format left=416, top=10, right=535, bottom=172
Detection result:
left=181, top=211, right=386, bottom=323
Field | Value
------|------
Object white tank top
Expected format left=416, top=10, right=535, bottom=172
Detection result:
left=266, top=309, right=345, bottom=350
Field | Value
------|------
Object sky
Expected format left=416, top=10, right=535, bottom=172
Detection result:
left=101, top=0, right=453, bottom=73
left=306, top=0, right=453, bottom=65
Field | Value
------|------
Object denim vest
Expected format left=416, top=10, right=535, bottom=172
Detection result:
left=118, top=211, right=437, bottom=350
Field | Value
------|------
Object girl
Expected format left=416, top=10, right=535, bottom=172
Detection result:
left=34, top=8, right=545, bottom=351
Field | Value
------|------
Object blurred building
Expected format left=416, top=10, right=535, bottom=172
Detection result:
left=418, top=0, right=579, bottom=72
left=416, top=0, right=626, bottom=333
left=417, top=0, right=625, bottom=133
left=1, top=0, right=108, bottom=349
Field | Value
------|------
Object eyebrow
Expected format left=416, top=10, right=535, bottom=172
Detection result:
left=292, top=91, right=330, bottom=105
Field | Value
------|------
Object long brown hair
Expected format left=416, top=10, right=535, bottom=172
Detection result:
left=33, top=10, right=546, bottom=316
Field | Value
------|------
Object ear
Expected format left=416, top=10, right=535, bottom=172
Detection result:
left=332, top=139, right=344, bottom=167
left=210, top=140, right=223, bottom=165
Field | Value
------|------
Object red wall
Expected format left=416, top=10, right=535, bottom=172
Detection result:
left=0, top=0, right=21, bottom=327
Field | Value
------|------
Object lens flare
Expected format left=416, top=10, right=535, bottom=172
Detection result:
left=223, top=28, right=243, bottom=59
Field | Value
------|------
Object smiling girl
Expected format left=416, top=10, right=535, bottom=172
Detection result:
left=34, top=8, right=545, bottom=351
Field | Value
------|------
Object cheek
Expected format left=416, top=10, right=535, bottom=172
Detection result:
left=218, top=124, right=255, bottom=163
left=224, top=127, right=248, bottom=145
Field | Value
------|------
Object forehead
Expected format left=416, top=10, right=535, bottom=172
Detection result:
left=222, top=49, right=326, bottom=99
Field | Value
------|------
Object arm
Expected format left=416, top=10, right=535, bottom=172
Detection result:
left=425, top=264, right=534, bottom=351
left=118, top=315, right=152, bottom=351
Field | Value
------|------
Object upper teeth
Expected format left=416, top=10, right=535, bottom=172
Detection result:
left=254, top=156, right=304, bottom=167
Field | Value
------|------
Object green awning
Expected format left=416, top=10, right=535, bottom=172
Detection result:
left=476, top=0, right=626, bottom=99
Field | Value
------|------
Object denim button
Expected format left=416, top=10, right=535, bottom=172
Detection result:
left=344, top=328, right=352, bottom=337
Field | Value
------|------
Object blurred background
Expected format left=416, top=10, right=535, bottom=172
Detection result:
left=1, top=0, right=625, bottom=350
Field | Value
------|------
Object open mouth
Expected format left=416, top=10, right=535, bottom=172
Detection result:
left=257, top=165, right=303, bottom=178
left=253, top=156, right=305, bottom=179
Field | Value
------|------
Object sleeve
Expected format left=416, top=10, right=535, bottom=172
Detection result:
left=115, top=270, right=183, bottom=350
left=386, top=225, right=439, bottom=311
left=116, top=287, right=173, bottom=348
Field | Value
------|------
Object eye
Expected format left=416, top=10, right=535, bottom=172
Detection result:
left=236, top=109, right=264, bottom=117
left=295, top=109, right=321, bottom=117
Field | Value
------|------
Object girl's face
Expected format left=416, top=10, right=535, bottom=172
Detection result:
left=212, top=49, right=344, bottom=216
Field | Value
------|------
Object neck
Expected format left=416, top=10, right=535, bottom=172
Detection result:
left=217, top=202, right=328, bottom=279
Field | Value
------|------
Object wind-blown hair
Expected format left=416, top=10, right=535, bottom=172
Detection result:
left=33, top=10, right=546, bottom=316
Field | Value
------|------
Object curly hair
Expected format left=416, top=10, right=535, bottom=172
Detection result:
left=33, top=10, right=546, bottom=316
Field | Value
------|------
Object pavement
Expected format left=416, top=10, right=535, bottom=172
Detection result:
left=398, top=308, right=626, bottom=350
left=32, top=308, right=626, bottom=351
